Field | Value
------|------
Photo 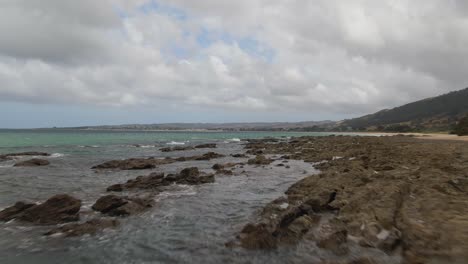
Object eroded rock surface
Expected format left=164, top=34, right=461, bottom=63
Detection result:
left=235, top=136, right=468, bottom=263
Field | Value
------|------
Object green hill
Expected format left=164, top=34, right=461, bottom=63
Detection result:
left=338, top=87, right=468, bottom=132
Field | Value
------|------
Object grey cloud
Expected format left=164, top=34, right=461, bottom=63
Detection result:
left=0, top=0, right=466, bottom=119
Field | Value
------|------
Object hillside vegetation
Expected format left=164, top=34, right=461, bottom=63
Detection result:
left=337, top=88, right=468, bottom=132
left=452, top=115, right=468, bottom=136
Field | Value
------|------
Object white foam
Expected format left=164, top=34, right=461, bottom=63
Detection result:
left=166, top=141, right=186, bottom=145
left=50, top=153, right=65, bottom=158
left=228, top=138, right=241, bottom=142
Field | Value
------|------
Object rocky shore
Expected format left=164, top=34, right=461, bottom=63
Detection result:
left=1, top=135, right=467, bottom=263
left=230, top=135, right=468, bottom=264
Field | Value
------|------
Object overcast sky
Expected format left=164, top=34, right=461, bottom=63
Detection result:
left=0, top=0, right=467, bottom=128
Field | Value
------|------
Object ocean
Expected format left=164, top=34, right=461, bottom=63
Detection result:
left=0, top=129, right=340, bottom=263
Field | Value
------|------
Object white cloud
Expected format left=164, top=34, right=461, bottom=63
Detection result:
left=0, top=0, right=467, bottom=120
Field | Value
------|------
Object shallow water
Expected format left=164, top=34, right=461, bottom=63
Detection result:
left=0, top=131, right=399, bottom=264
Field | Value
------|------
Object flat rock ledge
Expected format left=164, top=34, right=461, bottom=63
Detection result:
left=92, top=152, right=225, bottom=170
left=107, top=167, right=215, bottom=192
left=231, top=135, right=468, bottom=264
left=14, top=158, right=50, bottom=167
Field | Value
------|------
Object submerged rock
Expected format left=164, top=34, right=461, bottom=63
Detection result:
left=0, top=194, right=81, bottom=225
left=14, top=158, right=50, bottom=167
left=247, top=155, right=274, bottom=165
left=192, top=152, right=225, bottom=161
left=93, top=152, right=225, bottom=170
left=92, top=158, right=173, bottom=170
left=0, top=152, right=50, bottom=161
left=160, top=146, right=194, bottom=152
left=194, top=143, right=217, bottom=149
left=45, top=218, right=119, bottom=237
left=92, top=195, right=153, bottom=216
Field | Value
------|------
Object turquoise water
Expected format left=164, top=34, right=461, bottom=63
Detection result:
left=0, top=129, right=334, bottom=149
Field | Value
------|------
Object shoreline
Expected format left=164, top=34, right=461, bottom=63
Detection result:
left=234, top=135, right=468, bottom=263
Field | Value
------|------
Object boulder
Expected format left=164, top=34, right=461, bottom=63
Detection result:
left=45, top=218, right=119, bottom=237
left=0, top=201, right=35, bottom=221
left=167, top=167, right=215, bottom=185
left=92, top=195, right=153, bottom=216
left=14, top=158, right=50, bottom=167
left=0, top=152, right=50, bottom=161
left=0, top=194, right=81, bottom=225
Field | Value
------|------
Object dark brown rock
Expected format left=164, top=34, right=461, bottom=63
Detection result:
left=12, top=194, right=81, bottom=225
left=0, top=201, right=35, bottom=221
left=45, top=218, right=119, bottom=237
left=92, top=195, right=153, bottom=216
left=194, top=143, right=217, bottom=149
left=14, top=158, right=50, bottom=167
left=92, top=158, right=173, bottom=170
left=239, top=223, right=277, bottom=250
left=231, top=153, right=248, bottom=158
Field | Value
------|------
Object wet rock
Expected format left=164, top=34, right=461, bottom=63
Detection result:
left=107, top=168, right=214, bottom=192
left=92, top=158, right=173, bottom=170
left=45, top=218, right=119, bottom=237
left=92, top=195, right=153, bottom=216
left=231, top=153, right=247, bottom=158
left=171, top=167, right=215, bottom=185
left=0, top=152, right=50, bottom=161
left=1, top=194, right=81, bottom=225
left=194, top=152, right=225, bottom=161
left=216, top=169, right=233, bottom=175
left=14, top=158, right=50, bottom=167
left=247, top=155, right=274, bottom=165
left=160, top=146, right=194, bottom=152
left=239, top=223, right=277, bottom=250
left=0, top=201, right=35, bottom=221
left=212, top=163, right=238, bottom=171
left=194, top=143, right=217, bottom=149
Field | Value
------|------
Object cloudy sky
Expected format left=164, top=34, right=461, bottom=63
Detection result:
left=0, top=0, right=467, bottom=128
